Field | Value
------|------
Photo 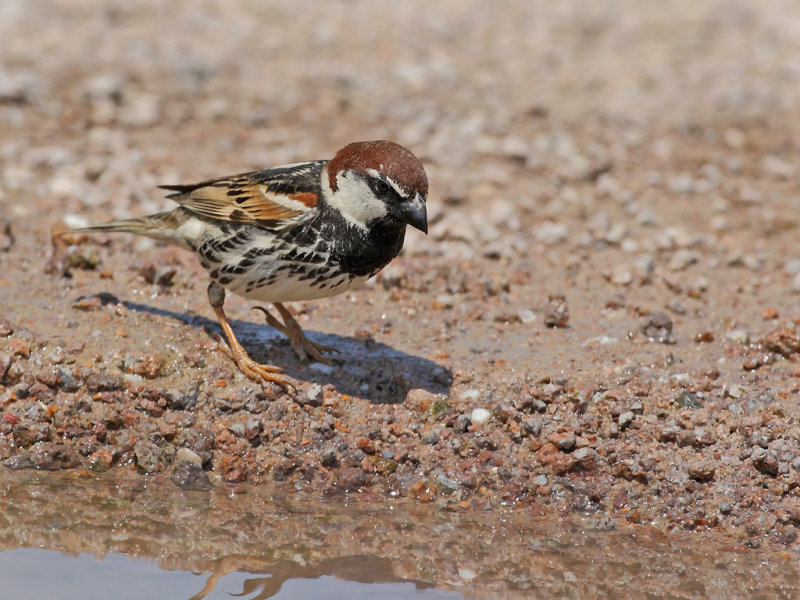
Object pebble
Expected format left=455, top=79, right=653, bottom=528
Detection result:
left=244, top=418, right=262, bottom=441
left=299, top=383, right=324, bottom=407
left=532, top=474, right=548, bottom=486
left=724, top=384, right=743, bottom=399
left=552, top=433, right=575, bottom=452
left=0, top=319, right=13, bottom=337
left=544, top=294, right=569, bottom=328
left=688, top=461, right=716, bottom=482
left=421, top=428, right=440, bottom=444
left=534, top=221, right=568, bottom=244
left=640, top=312, right=673, bottom=343
left=668, top=249, right=699, bottom=272
left=458, top=567, right=478, bottom=581
left=0, top=352, right=12, bottom=383
left=618, top=411, right=635, bottom=429
left=3, top=454, right=33, bottom=470
left=470, top=408, right=492, bottom=425
left=171, top=461, right=212, bottom=491
left=165, top=388, right=197, bottom=410
left=176, top=447, right=203, bottom=466
left=134, top=440, right=169, bottom=474
left=27, top=442, right=79, bottom=471
left=675, top=391, right=702, bottom=409
left=725, top=329, right=750, bottom=344
left=522, top=417, right=542, bottom=437
left=460, top=389, right=481, bottom=402
left=751, top=447, right=779, bottom=476
left=84, top=372, right=124, bottom=392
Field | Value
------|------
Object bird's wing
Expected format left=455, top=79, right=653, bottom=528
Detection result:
left=159, top=160, right=326, bottom=226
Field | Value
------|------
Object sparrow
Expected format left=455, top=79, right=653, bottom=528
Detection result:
left=72, top=140, right=429, bottom=387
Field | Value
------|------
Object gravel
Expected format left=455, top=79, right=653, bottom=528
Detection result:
left=1, top=0, right=800, bottom=564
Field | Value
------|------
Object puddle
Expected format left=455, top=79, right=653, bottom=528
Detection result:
left=1, top=470, right=799, bottom=600
left=0, top=549, right=464, bottom=600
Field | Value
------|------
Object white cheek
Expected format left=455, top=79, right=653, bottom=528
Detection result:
left=325, top=171, right=387, bottom=230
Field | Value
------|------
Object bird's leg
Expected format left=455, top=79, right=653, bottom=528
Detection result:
left=253, top=303, right=339, bottom=365
left=207, top=282, right=291, bottom=387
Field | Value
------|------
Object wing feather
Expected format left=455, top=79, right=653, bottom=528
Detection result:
left=159, top=160, right=326, bottom=226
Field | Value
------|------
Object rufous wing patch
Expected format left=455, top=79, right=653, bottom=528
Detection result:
left=288, top=192, right=318, bottom=208
left=167, top=177, right=307, bottom=223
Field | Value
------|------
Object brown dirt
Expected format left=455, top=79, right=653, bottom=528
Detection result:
left=3, top=0, right=800, bottom=564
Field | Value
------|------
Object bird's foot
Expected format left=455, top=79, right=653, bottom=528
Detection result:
left=253, top=305, right=341, bottom=365
left=214, top=334, right=294, bottom=389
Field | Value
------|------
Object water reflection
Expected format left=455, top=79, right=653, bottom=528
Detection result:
left=0, top=549, right=464, bottom=600
left=1, top=470, right=798, bottom=599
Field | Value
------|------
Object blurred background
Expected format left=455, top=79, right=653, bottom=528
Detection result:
left=4, top=2, right=800, bottom=597
left=2, top=0, right=798, bottom=225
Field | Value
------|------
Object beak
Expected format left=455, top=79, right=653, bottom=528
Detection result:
left=394, top=192, right=428, bottom=234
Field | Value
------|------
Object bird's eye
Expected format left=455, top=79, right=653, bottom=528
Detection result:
left=372, top=178, right=391, bottom=195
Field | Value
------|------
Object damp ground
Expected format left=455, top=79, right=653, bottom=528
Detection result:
left=3, top=0, right=800, bottom=597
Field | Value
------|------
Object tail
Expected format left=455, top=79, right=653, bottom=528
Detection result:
left=68, top=211, right=192, bottom=250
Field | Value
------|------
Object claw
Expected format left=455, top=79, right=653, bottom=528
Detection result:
left=253, top=303, right=341, bottom=365
left=209, top=298, right=293, bottom=389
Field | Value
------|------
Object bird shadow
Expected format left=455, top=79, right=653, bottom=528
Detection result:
left=116, top=297, right=452, bottom=404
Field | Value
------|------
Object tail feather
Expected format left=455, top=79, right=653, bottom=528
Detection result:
left=71, top=211, right=191, bottom=250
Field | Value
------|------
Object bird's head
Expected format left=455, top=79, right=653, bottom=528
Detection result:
left=324, top=140, right=428, bottom=234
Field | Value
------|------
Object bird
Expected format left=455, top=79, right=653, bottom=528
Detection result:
left=71, top=140, right=429, bottom=388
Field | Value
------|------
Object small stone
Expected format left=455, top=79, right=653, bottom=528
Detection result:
left=27, top=442, right=79, bottom=470
left=87, top=449, right=113, bottom=472
left=134, top=439, right=169, bottom=474
left=458, top=567, right=478, bottom=581
left=421, top=428, right=440, bottom=444
left=300, top=383, right=324, bottom=406
left=675, top=390, right=702, bottom=409
left=668, top=249, right=699, bottom=272
left=535, top=221, right=568, bottom=244
left=0, top=319, right=13, bottom=337
left=229, top=423, right=246, bottom=439
left=470, top=408, right=492, bottom=425
left=165, top=388, right=197, bottom=410
left=409, top=479, right=436, bottom=502
left=220, top=454, right=247, bottom=482
left=176, top=447, right=203, bottom=466
left=725, top=329, right=750, bottom=344
left=724, top=384, right=743, bottom=399
left=609, top=265, right=633, bottom=286
left=532, top=474, right=548, bottom=486
left=544, top=294, right=569, bottom=328
left=763, top=328, right=800, bottom=358
left=552, top=433, right=575, bottom=452
left=751, top=447, right=779, bottom=476
left=618, top=411, right=635, bottom=429
left=657, top=426, right=678, bottom=442
left=123, top=354, right=166, bottom=379
left=244, top=418, right=262, bottom=441
left=459, top=388, right=481, bottom=402
left=522, top=417, right=542, bottom=437
left=3, top=454, right=33, bottom=470
left=8, top=338, right=30, bottom=357
left=84, top=372, right=124, bottom=392
left=641, top=312, right=673, bottom=343
left=0, top=352, right=11, bottom=383
left=171, top=461, right=212, bottom=491
left=688, top=461, right=716, bottom=482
